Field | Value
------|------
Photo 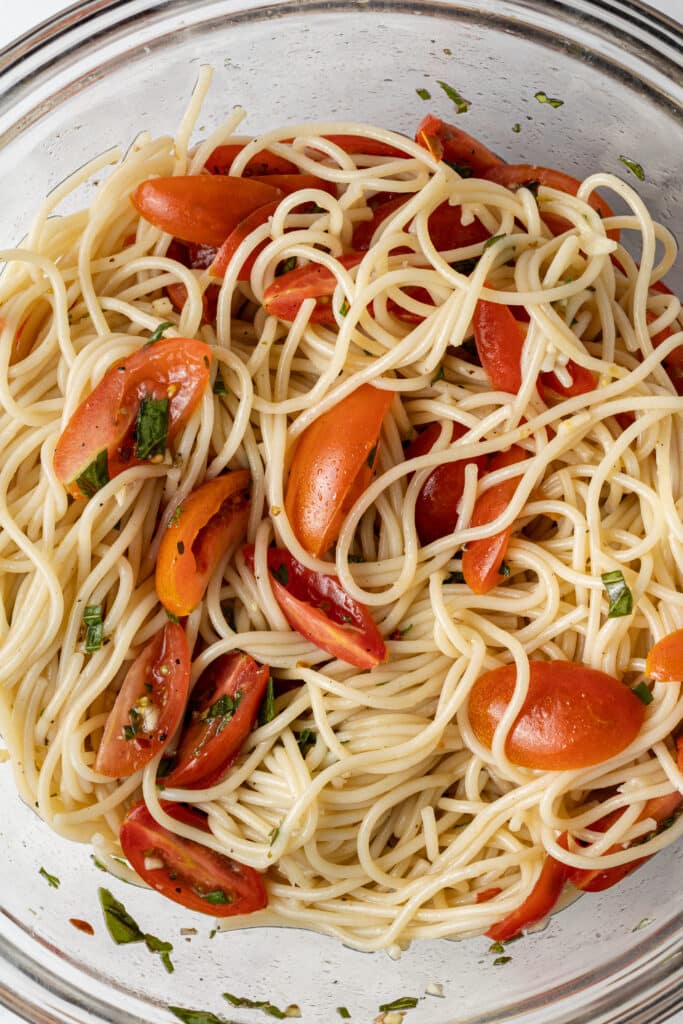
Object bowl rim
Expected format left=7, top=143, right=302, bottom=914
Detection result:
left=0, top=2, right=681, bottom=1024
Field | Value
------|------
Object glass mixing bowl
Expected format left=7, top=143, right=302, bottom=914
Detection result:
left=0, top=1, right=682, bottom=1022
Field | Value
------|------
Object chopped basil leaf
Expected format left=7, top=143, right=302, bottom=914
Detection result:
left=135, top=396, right=169, bottom=461
left=499, top=562, right=511, bottom=578
left=367, top=444, right=378, bottom=468
left=339, top=298, right=350, bottom=317
left=488, top=941, right=505, bottom=954
left=258, top=676, right=276, bottom=726
left=145, top=321, right=174, bottom=346
left=145, top=933, right=174, bottom=973
left=347, top=554, right=365, bottom=563
left=601, top=570, right=633, bottom=617
left=445, top=571, right=465, bottom=584
left=91, top=855, right=107, bottom=872
left=619, top=155, right=645, bottom=181
left=378, top=997, right=419, bottom=1012
left=212, top=368, right=228, bottom=395
left=85, top=621, right=104, bottom=653
left=271, top=563, right=289, bottom=586
left=512, top=122, right=521, bottom=133
left=276, top=256, right=298, bottom=276
left=337, top=1010, right=351, bottom=1020
left=483, top=233, right=507, bottom=249
left=269, top=824, right=281, bottom=846
left=83, top=604, right=102, bottom=625
left=632, top=917, right=655, bottom=931
left=631, top=681, right=654, bottom=705
left=98, top=887, right=145, bottom=944
left=297, top=728, right=316, bottom=755
left=436, top=80, right=470, bottom=113
left=157, top=756, right=174, bottom=779
left=450, top=256, right=479, bottom=275
left=431, top=366, right=445, bottom=384
left=534, top=90, right=564, bottom=108
left=223, top=993, right=287, bottom=1018
left=202, top=693, right=239, bottom=723
left=493, top=955, right=513, bottom=965
left=39, top=866, right=60, bottom=888
left=416, top=87, right=431, bottom=101
left=400, top=623, right=414, bottom=637
left=199, top=888, right=233, bottom=905
left=169, top=1010, right=231, bottom=1024
left=445, top=160, right=473, bottom=178
left=166, top=610, right=180, bottom=623
left=123, top=704, right=143, bottom=741
left=168, top=505, right=183, bottom=526
left=76, top=449, right=109, bottom=499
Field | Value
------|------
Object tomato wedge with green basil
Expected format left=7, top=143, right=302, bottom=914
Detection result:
left=54, top=337, right=211, bottom=499
left=132, top=175, right=283, bottom=247
left=94, top=622, right=190, bottom=778
left=119, top=800, right=267, bottom=916
left=286, top=384, right=394, bottom=557
left=244, top=546, right=387, bottom=670
left=206, top=143, right=299, bottom=176
left=461, top=445, right=527, bottom=594
left=415, top=114, right=504, bottom=175
left=163, top=652, right=270, bottom=789
left=156, top=470, right=252, bottom=617
left=404, top=422, right=488, bottom=544
left=263, top=252, right=363, bottom=325
left=468, top=660, right=645, bottom=770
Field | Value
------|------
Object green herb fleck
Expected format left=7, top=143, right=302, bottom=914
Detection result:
left=122, top=704, right=143, bottom=741
left=483, top=233, right=507, bottom=250
left=166, top=610, right=180, bottom=624
left=499, top=562, right=511, bottom=578
left=451, top=257, right=479, bottom=275
left=39, top=867, right=60, bottom=888
left=145, top=933, right=174, bottom=973
left=169, top=1010, right=232, bottom=1024
left=632, top=917, right=655, bottom=931
left=347, top=554, right=365, bottom=563
left=488, top=941, right=505, bottom=954
left=272, top=563, right=289, bottom=586
left=534, top=90, right=564, bottom=108
left=76, top=449, right=109, bottom=499
left=83, top=604, right=104, bottom=653
left=619, top=155, right=645, bottom=181
left=416, top=87, right=431, bottom=101
left=443, top=47, right=452, bottom=55
left=98, top=888, right=145, bottom=944
left=512, top=122, right=521, bottom=133
left=223, top=993, right=287, bottom=1018
left=199, top=889, right=233, bottom=906
left=337, top=1009, right=351, bottom=1019
left=169, top=505, right=183, bottom=526
left=431, top=366, right=445, bottom=384
left=135, top=396, right=169, bottom=461
left=276, top=256, right=297, bottom=276
left=258, top=677, right=276, bottom=726
left=601, top=570, right=633, bottom=618
left=91, top=855, right=107, bottom=872
left=631, top=681, right=654, bottom=705
left=297, top=728, right=317, bottom=755
left=400, top=623, right=414, bottom=637
left=445, top=160, right=473, bottom=178
left=445, top=570, right=465, bottom=584
left=493, top=955, right=513, bottom=966
left=145, top=321, right=174, bottom=346
left=269, top=824, right=281, bottom=846
left=339, top=298, right=350, bottom=317
left=437, top=80, right=470, bottom=113
left=378, top=997, right=419, bottom=1012
left=213, top=369, right=228, bottom=395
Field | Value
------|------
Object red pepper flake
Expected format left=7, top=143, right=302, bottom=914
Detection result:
left=69, top=918, right=95, bottom=935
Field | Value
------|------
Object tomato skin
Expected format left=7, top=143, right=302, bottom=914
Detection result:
left=646, top=628, right=683, bottom=681
left=131, top=175, right=282, bottom=247
left=415, top=114, right=504, bottom=174
left=248, top=172, right=336, bottom=197
left=352, top=194, right=489, bottom=253
left=313, top=134, right=408, bottom=159
left=209, top=200, right=280, bottom=281
left=404, top=422, right=487, bottom=544
left=244, top=546, right=387, bottom=670
left=461, top=445, right=527, bottom=594
left=164, top=652, right=270, bottom=789
left=94, top=623, right=190, bottom=778
left=206, top=144, right=299, bottom=176
left=468, top=660, right=645, bottom=770
left=474, top=299, right=525, bottom=394
left=54, top=338, right=211, bottom=498
left=263, top=253, right=362, bottom=325
left=486, top=843, right=570, bottom=942
left=285, top=384, right=394, bottom=557
left=119, top=800, right=267, bottom=917
left=482, top=163, right=618, bottom=240
left=540, top=361, right=596, bottom=399
left=156, top=471, right=252, bottom=617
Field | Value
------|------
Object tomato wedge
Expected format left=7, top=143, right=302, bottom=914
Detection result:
left=468, top=660, right=645, bottom=770
left=351, top=194, right=489, bottom=253
left=132, top=175, right=283, bottom=247
left=54, top=338, right=211, bottom=499
left=486, top=839, right=571, bottom=942
left=482, top=163, right=618, bottom=240
left=286, top=384, right=394, bottom=557
left=120, top=800, right=267, bottom=916
left=156, top=471, right=252, bottom=617
left=415, top=114, right=504, bottom=175
left=263, top=252, right=363, bottom=325
left=404, top=422, right=487, bottom=544
left=646, top=628, right=683, bottom=681
left=163, top=652, right=270, bottom=789
left=244, top=546, right=387, bottom=670
left=206, top=143, right=299, bottom=176
left=461, top=445, right=527, bottom=594
left=209, top=200, right=280, bottom=281
left=94, top=622, right=190, bottom=778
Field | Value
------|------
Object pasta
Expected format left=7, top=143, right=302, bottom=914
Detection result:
left=1, top=66, right=682, bottom=953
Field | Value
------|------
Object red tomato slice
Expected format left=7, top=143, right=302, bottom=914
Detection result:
left=94, top=623, right=190, bottom=778
left=482, top=163, right=618, bottom=241
left=473, top=299, right=525, bottom=393
left=352, top=195, right=409, bottom=251
left=540, top=360, right=596, bottom=399
left=119, top=800, right=267, bottom=917
left=53, top=338, right=211, bottom=499
left=156, top=471, right=251, bottom=617
left=131, top=175, right=283, bottom=247
left=468, top=660, right=645, bottom=770
left=461, top=445, right=527, bottom=594
left=285, top=384, right=394, bottom=557
left=263, top=252, right=363, bottom=325
left=486, top=837, right=571, bottom=942
left=646, top=628, right=683, bottom=680
left=244, top=546, right=387, bottom=670
left=206, top=143, right=299, bottom=176
left=352, top=194, right=489, bottom=254
left=404, top=422, right=488, bottom=544
left=415, top=114, right=504, bottom=175
left=163, top=652, right=270, bottom=789
left=209, top=200, right=280, bottom=281
left=310, top=134, right=408, bottom=159
left=248, top=173, right=336, bottom=197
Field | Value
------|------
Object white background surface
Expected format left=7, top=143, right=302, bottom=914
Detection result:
left=0, top=1, right=681, bottom=1023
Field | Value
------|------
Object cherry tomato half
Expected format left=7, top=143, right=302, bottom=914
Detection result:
left=132, top=175, right=282, bottom=247
left=164, top=652, right=270, bottom=789
left=415, top=114, right=504, bottom=175
left=646, top=627, right=683, bottom=681
left=262, top=252, right=363, bottom=325
left=206, top=144, right=299, bottom=176
left=486, top=838, right=571, bottom=942
left=244, top=546, right=387, bottom=670
left=468, top=659, right=645, bottom=770
left=94, top=622, right=190, bottom=778
left=285, top=384, right=394, bottom=557
left=156, top=471, right=252, bottom=617
left=54, top=338, right=211, bottom=499
left=404, top=422, right=487, bottom=544
left=461, top=445, right=527, bottom=594
left=119, top=800, right=267, bottom=917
